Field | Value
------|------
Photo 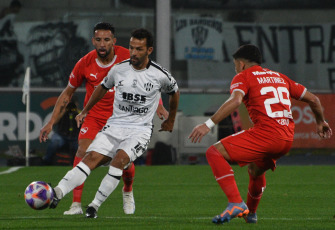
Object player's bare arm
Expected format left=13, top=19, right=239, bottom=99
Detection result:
left=159, top=90, right=180, bottom=132
left=300, top=91, right=332, bottom=139
left=189, top=90, right=244, bottom=143
left=39, top=86, right=76, bottom=143
left=76, top=84, right=108, bottom=127
left=156, top=102, right=169, bottom=120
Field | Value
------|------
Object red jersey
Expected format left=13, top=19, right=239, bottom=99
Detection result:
left=68, top=46, right=129, bottom=120
left=230, top=65, right=306, bottom=141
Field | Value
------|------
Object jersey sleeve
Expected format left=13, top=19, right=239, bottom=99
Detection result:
left=161, top=72, right=178, bottom=95
left=282, top=75, right=307, bottom=100
left=68, top=57, right=85, bottom=88
left=230, top=72, right=248, bottom=95
left=101, top=65, right=116, bottom=89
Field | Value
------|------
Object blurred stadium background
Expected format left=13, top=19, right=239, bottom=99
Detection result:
left=0, top=0, right=335, bottom=166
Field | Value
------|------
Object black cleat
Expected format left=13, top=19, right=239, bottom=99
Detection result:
left=85, top=206, right=98, bottom=218
left=49, top=186, right=61, bottom=209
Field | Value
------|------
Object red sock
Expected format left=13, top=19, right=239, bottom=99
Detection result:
left=72, top=156, right=84, bottom=203
left=247, top=171, right=266, bottom=213
left=122, top=162, right=135, bottom=192
left=206, top=146, right=242, bottom=203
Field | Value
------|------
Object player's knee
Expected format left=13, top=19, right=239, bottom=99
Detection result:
left=111, top=150, right=130, bottom=169
left=82, top=151, right=107, bottom=170
left=206, top=145, right=216, bottom=160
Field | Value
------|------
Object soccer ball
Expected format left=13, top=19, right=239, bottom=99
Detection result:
left=24, top=181, right=54, bottom=210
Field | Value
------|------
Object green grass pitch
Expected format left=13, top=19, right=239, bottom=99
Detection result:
left=0, top=165, right=334, bottom=229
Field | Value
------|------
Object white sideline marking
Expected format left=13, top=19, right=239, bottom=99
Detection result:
left=0, top=166, right=23, bottom=175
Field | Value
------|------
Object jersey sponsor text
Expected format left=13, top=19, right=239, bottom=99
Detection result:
left=118, top=104, right=149, bottom=114
left=122, top=92, right=146, bottom=103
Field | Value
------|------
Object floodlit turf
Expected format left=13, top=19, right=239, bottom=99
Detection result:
left=0, top=165, right=334, bottom=229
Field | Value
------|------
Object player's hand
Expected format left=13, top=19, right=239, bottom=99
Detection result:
left=188, top=123, right=210, bottom=143
left=159, top=119, right=174, bottom=132
left=75, top=111, right=87, bottom=128
left=317, top=120, right=332, bottom=139
left=39, top=123, right=53, bottom=143
left=156, top=104, right=169, bottom=120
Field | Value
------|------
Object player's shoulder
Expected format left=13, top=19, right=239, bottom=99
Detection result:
left=113, top=59, right=131, bottom=71
left=148, top=60, right=172, bottom=77
left=114, top=45, right=130, bottom=56
left=78, top=50, right=97, bottom=64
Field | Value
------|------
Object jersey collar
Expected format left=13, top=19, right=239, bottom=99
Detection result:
left=95, top=55, right=118, bottom=68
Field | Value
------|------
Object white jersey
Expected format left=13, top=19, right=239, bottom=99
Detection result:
left=101, top=59, right=178, bottom=130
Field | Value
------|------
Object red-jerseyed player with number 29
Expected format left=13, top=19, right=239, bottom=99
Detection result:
left=189, top=44, right=332, bottom=225
left=39, top=22, right=168, bottom=216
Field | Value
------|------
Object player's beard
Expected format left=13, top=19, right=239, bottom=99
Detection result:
left=130, top=53, right=147, bottom=68
left=97, top=48, right=111, bottom=59
left=130, top=56, right=140, bottom=66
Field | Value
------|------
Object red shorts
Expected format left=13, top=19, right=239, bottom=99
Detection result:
left=220, top=128, right=292, bottom=171
left=78, top=115, right=107, bottom=140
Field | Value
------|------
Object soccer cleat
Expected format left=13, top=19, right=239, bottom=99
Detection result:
left=63, top=202, right=83, bottom=215
left=243, top=212, right=257, bottom=223
left=85, top=206, right=98, bottom=218
left=122, top=190, right=135, bottom=214
left=212, top=201, right=249, bottom=224
left=49, top=186, right=61, bottom=209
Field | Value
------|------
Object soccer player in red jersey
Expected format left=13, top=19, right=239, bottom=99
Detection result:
left=39, top=22, right=168, bottom=215
left=189, top=44, right=332, bottom=224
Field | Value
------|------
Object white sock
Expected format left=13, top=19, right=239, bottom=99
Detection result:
left=91, top=166, right=122, bottom=209
left=57, top=162, right=91, bottom=198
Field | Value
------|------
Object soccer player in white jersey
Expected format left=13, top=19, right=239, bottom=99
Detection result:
left=48, top=28, right=180, bottom=218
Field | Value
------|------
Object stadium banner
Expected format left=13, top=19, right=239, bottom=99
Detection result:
left=291, top=94, right=335, bottom=148
left=174, top=16, right=335, bottom=90
left=0, top=19, right=92, bottom=87
left=0, top=90, right=85, bottom=157
left=174, top=16, right=224, bottom=61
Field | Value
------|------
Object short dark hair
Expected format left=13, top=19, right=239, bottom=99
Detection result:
left=93, top=22, right=115, bottom=36
left=131, top=28, right=154, bottom=48
left=232, top=44, right=262, bottom=64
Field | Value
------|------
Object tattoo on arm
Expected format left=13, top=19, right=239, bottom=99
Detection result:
left=59, top=99, right=69, bottom=117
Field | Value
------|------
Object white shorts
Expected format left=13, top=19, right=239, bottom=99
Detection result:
left=87, top=125, right=152, bottom=164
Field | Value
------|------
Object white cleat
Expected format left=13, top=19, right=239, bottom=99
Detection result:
left=63, top=202, right=83, bottom=215
left=122, top=190, right=135, bottom=214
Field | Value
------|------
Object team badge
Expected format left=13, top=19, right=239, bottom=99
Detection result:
left=144, top=82, right=153, bottom=91
left=80, top=127, right=88, bottom=134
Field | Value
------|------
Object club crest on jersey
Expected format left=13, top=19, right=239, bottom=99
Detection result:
left=80, top=127, right=88, bottom=134
left=192, top=26, right=208, bottom=47
left=132, top=79, right=138, bottom=88
left=144, top=82, right=153, bottom=91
